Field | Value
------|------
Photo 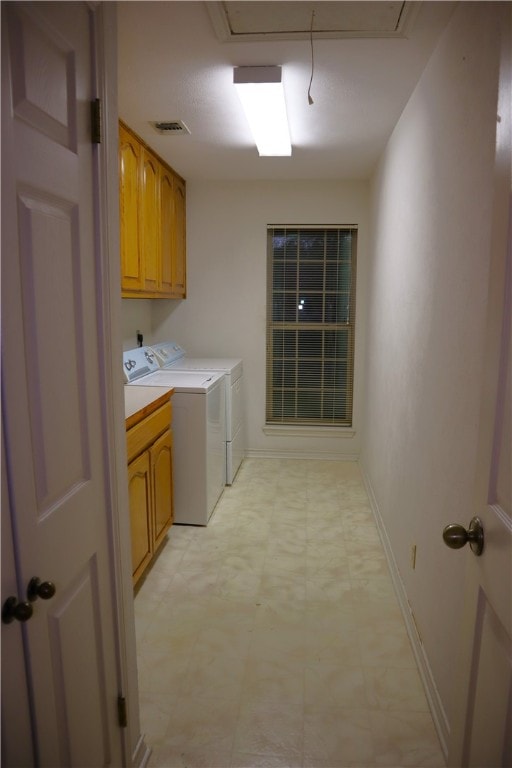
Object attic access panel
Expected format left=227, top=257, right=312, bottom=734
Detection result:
left=207, top=1, right=418, bottom=41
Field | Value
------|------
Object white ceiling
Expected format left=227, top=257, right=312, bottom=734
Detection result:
left=117, top=1, right=454, bottom=181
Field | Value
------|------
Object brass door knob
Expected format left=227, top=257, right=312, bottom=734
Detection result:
left=442, top=516, right=484, bottom=556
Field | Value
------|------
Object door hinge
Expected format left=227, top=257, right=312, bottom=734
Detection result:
left=117, top=695, right=127, bottom=728
left=91, top=98, right=102, bottom=144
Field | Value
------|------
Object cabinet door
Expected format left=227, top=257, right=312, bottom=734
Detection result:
left=119, top=124, right=143, bottom=292
left=160, top=167, right=174, bottom=296
left=151, top=428, right=173, bottom=549
left=141, top=148, right=160, bottom=293
left=172, top=175, right=187, bottom=298
left=128, top=451, right=152, bottom=585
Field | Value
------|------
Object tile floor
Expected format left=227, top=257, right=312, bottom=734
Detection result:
left=134, top=458, right=445, bottom=768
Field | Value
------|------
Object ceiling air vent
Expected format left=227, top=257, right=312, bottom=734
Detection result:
left=151, top=120, right=190, bottom=135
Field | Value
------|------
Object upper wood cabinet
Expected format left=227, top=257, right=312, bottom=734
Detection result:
left=172, top=175, right=187, bottom=298
left=141, top=148, right=160, bottom=294
left=160, top=167, right=188, bottom=299
left=119, top=124, right=143, bottom=292
left=159, top=166, right=174, bottom=296
left=119, top=121, right=186, bottom=299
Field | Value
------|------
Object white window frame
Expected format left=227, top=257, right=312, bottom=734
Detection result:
left=265, top=225, right=357, bottom=431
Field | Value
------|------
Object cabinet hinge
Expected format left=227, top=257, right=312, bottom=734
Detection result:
left=117, top=695, right=127, bottom=728
left=91, top=98, right=102, bottom=144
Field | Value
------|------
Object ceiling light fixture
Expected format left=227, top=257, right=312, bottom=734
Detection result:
left=233, top=66, right=292, bottom=157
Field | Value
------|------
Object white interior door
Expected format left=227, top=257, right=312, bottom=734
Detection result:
left=1, top=3, right=123, bottom=765
left=447, top=9, right=512, bottom=766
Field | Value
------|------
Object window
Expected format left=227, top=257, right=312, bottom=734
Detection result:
left=266, top=226, right=357, bottom=427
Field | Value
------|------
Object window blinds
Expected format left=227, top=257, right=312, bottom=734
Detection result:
left=266, top=226, right=357, bottom=427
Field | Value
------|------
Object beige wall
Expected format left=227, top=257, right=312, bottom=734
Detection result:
left=361, top=2, right=502, bottom=746
left=123, top=179, right=370, bottom=458
left=121, top=298, right=153, bottom=352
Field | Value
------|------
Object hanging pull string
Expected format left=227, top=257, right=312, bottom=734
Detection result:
left=308, top=10, right=315, bottom=105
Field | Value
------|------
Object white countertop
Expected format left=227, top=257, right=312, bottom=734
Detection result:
left=124, top=385, right=173, bottom=421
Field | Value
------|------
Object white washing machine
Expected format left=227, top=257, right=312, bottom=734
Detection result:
left=123, top=346, right=226, bottom=525
left=150, top=342, right=244, bottom=484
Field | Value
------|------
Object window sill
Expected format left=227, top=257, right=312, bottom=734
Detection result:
left=263, top=425, right=356, bottom=439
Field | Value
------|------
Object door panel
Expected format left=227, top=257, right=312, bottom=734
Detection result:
left=160, top=167, right=174, bottom=295
left=459, top=270, right=512, bottom=768
left=119, top=125, right=143, bottom=291
left=172, top=175, right=187, bottom=297
left=1, top=3, right=123, bottom=765
left=458, top=223, right=512, bottom=765
left=448, top=7, right=512, bottom=766
left=17, top=188, right=89, bottom=509
left=465, top=594, right=511, bottom=767
left=141, top=148, right=160, bottom=293
left=8, top=2, right=77, bottom=150
left=152, top=428, right=173, bottom=546
left=45, top=561, right=110, bottom=766
left=1, top=442, right=34, bottom=767
left=128, top=451, right=153, bottom=582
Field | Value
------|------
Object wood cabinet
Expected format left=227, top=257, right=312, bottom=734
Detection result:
left=159, top=166, right=174, bottom=296
left=141, top=148, right=160, bottom=294
left=151, top=428, right=173, bottom=550
left=160, top=166, right=187, bottom=298
left=126, top=397, right=174, bottom=586
left=119, top=123, right=143, bottom=292
left=171, top=174, right=187, bottom=297
left=127, top=450, right=152, bottom=584
left=119, top=120, right=186, bottom=299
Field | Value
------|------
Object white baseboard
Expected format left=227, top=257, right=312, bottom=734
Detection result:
left=244, top=449, right=359, bottom=461
left=360, top=462, right=450, bottom=761
left=132, top=733, right=151, bottom=768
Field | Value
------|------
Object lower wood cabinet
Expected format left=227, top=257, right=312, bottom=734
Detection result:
left=151, top=428, right=173, bottom=549
left=126, top=399, right=173, bottom=586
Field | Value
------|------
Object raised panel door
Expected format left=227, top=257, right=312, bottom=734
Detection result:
left=151, top=428, right=173, bottom=549
left=172, top=174, right=187, bottom=298
left=160, top=167, right=174, bottom=296
left=141, top=148, right=160, bottom=293
left=1, top=3, right=124, bottom=764
left=128, top=451, right=153, bottom=586
left=119, top=123, right=143, bottom=292
left=448, top=7, right=512, bottom=764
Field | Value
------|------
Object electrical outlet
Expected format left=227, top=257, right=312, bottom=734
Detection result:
left=410, top=544, right=417, bottom=570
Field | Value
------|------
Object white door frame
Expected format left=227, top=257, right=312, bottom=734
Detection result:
left=85, top=4, right=149, bottom=765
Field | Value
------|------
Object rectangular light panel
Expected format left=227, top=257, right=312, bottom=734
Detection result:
left=234, top=66, right=292, bottom=156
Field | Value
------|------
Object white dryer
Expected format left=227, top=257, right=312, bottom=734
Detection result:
left=150, top=342, right=244, bottom=484
left=123, top=346, right=226, bottom=525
